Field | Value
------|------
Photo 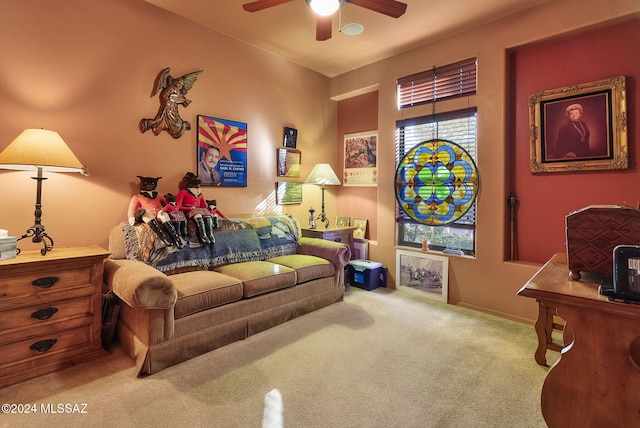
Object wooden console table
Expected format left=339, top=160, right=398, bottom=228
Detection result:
left=518, top=253, right=640, bottom=427
left=301, top=226, right=355, bottom=258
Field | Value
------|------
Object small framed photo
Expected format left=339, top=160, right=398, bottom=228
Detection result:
left=284, top=127, right=297, bottom=148
left=352, top=218, right=367, bottom=239
left=335, top=216, right=350, bottom=227
left=276, top=148, right=301, bottom=177
left=529, top=76, right=627, bottom=173
left=396, top=249, right=449, bottom=303
left=275, top=182, right=302, bottom=205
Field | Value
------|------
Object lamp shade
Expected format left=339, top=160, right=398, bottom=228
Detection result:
left=305, top=163, right=341, bottom=186
left=0, top=129, right=88, bottom=175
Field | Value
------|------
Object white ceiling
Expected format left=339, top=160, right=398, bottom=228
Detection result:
left=145, top=0, right=549, bottom=77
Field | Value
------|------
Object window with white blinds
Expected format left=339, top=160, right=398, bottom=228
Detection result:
left=395, top=108, right=477, bottom=255
left=397, top=58, right=477, bottom=109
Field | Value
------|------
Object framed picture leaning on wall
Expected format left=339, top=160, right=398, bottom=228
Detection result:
left=396, top=250, right=449, bottom=303
left=352, top=218, right=367, bottom=239
left=529, top=76, right=627, bottom=173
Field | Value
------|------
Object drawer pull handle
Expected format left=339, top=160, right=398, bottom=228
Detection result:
left=29, top=339, right=57, bottom=353
left=334, top=238, right=342, bottom=242
left=31, top=307, right=59, bottom=320
left=32, top=276, right=59, bottom=289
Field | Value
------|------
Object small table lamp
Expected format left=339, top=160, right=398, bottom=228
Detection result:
left=304, top=163, right=341, bottom=229
left=0, top=129, right=89, bottom=255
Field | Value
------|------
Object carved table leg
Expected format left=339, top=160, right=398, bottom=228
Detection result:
left=533, top=300, right=549, bottom=365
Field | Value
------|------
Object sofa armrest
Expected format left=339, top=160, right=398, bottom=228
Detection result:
left=298, top=237, right=351, bottom=269
left=104, top=259, right=177, bottom=310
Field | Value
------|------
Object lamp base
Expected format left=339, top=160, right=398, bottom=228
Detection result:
left=17, top=226, right=54, bottom=256
left=318, top=211, right=330, bottom=229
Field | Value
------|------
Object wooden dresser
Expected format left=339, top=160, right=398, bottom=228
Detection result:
left=0, top=246, right=110, bottom=388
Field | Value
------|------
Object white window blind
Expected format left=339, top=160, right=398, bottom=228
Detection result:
left=397, top=58, right=477, bottom=109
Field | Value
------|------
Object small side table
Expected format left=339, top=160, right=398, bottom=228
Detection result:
left=301, top=227, right=355, bottom=258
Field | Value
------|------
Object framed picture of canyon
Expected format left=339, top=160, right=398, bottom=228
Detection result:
left=343, top=130, right=378, bottom=186
left=396, top=250, right=448, bottom=303
left=529, top=76, right=627, bottom=174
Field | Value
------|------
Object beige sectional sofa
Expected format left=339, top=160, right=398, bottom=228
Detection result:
left=104, top=216, right=350, bottom=376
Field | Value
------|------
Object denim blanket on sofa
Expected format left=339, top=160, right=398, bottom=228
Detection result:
left=121, top=215, right=300, bottom=274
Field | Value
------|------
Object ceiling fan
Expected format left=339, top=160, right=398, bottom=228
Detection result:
left=242, top=0, right=408, bottom=41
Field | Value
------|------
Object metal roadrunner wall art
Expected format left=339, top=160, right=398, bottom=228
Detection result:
left=140, top=67, right=203, bottom=139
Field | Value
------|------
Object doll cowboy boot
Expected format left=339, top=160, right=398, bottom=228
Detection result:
left=163, top=221, right=185, bottom=248
left=204, top=216, right=216, bottom=243
left=193, top=216, right=211, bottom=244
left=175, top=220, right=187, bottom=237
left=148, top=219, right=174, bottom=247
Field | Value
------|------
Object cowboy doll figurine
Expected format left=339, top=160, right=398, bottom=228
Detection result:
left=176, top=172, right=216, bottom=245
left=160, top=193, right=188, bottom=238
left=127, top=176, right=184, bottom=248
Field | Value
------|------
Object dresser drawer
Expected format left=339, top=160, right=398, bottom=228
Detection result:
left=0, top=265, right=94, bottom=300
left=322, top=230, right=352, bottom=244
left=0, top=295, right=94, bottom=331
left=0, top=323, right=94, bottom=368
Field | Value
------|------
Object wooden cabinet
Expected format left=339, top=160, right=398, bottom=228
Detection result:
left=0, top=246, right=110, bottom=388
left=301, top=227, right=355, bottom=258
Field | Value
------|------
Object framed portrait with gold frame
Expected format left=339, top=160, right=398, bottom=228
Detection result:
left=529, top=76, right=627, bottom=174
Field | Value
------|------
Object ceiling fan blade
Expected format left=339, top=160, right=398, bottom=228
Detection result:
left=242, top=0, right=295, bottom=12
left=316, top=15, right=332, bottom=41
left=346, top=0, right=407, bottom=18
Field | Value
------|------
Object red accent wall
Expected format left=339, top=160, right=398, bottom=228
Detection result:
left=337, top=91, right=379, bottom=241
left=509, top=18, right=639, bottom=264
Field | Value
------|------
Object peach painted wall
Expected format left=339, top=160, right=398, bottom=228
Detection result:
left=2, top=0, right=638, bottom=324
left=0, top=0, right=337, bottom=252
left=331, top=0, right=640, bottom=323
left=509, top=18, right=640, bottom=264
left=336, top=91, right=379, bottom=241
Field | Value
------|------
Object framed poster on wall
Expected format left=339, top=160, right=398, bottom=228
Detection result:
left=197, top=115, right=248, bottom=187
left=344, top=130, right=378, bottom=186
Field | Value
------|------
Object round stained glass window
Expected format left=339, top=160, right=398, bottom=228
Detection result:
left=395, top=139, right=479, bottom=226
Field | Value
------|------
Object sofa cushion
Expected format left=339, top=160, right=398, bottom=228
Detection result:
left=267, top=254, right=335, bottom=283
left=171, top=271, right=243, bottom=319
left=215, top=261, right=296, bottom=298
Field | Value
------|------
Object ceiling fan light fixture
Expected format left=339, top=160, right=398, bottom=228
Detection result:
left=307, top=0, right=343, bottom=16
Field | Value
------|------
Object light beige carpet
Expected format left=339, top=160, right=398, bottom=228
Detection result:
left=1, top=288, right=554, bottom=427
